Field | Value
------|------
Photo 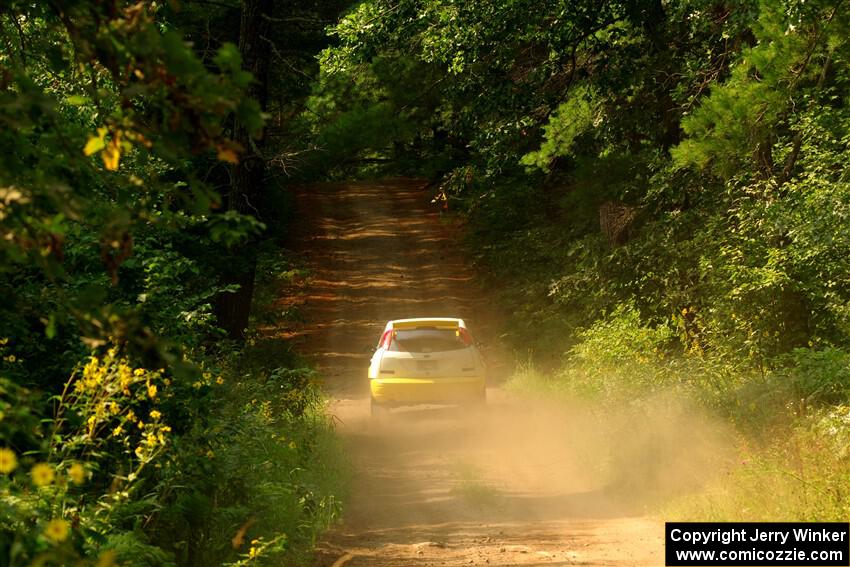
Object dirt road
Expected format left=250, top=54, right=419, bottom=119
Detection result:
left=284, top=179, right=664, bottom=566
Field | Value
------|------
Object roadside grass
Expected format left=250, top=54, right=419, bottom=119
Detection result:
left=200, top=343, right=350, bottom=566
left=449, top=460, right=502, bottom=509
left=668, top=436, right=850, bottom=522
left=138, top=309, right=350, bottom=565
left=144, top=246, right=350, bottom=566
left=225, top=249, right=351, bottom=565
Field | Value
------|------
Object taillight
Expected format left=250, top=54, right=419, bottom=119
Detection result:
left=379, top=330, right=393, bottom=349
left=458, top=327, right=473, bottom=346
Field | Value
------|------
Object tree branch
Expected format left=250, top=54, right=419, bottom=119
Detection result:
left=778, top=0, right=842, bottom=186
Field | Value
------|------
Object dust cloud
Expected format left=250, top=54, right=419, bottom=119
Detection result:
left=317, top=389, right=732, bottom=565
left=336, top=390, right=732, bottom=518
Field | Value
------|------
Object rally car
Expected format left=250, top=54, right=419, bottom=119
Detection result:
left=368, top=318, right=486, bottom=415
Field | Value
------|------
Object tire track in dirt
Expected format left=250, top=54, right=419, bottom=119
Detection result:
left=283, top=179, right=663, bottom=566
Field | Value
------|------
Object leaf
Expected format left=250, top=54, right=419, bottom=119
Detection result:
left=213, top=42, right=242, bottom=73
left=45, top=314, right=57, bottom=339
left=65, top=95, right=89, bottom=106
left=84, top=127, right=109, bottom=156
left=102, top=138, right=121, bottom=171
left=217, top=147, right=240, bottom=164
left=84, top=135, right=106, bottom=156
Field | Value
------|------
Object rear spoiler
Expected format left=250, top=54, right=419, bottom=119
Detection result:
left=391, top=319, right=460, bottom=330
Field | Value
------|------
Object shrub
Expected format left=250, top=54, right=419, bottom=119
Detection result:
left=0, top=340, right=345, bottom=566
left=783, top=347, right=850, bottom=406
left=0, top=347, right=174, bottom=565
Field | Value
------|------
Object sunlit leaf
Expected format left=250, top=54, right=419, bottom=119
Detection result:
left=102, top=138, right=121, bottom=171
left=217, top=147, right=240, bottom=164
left=65, top=95, right=89, bottom=106
left=84, top=135, right=106, bottom=156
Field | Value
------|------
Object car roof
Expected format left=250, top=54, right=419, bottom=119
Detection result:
left=386, top=317, right=466, bottom=330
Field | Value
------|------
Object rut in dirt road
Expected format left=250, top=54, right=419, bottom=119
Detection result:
left=282, top=179, right=664, bottom=566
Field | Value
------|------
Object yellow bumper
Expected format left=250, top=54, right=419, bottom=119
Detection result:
left=370, top=376, right=485, bottom=404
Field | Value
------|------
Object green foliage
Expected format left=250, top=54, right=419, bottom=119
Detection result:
left=147, top=348, right=345, bottom=566
left=0, top=348, right=175, bottom=565
left=207, top=211, right=267, bottom=249
left=0, top=2, right=346, bottom=566
left=299, top=55, right=445, bottom=178
left=520, top=85, right=599, bottom=173
left=571, top=302, right=674, bottom=367
left=0, top=1, right=265, bottom=361
left=782, top=347, right=850, bottom=406
left=672, top=0, right=848, bottom=178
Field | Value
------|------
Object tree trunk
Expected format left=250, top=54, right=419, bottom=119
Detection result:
left=214, top=0, right=274, bottom=340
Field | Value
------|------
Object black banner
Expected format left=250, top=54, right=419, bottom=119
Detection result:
left=666, top=522, right=849, bottom=566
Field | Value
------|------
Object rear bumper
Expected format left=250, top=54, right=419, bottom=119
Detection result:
left=370, top=376, right=485, bottom=404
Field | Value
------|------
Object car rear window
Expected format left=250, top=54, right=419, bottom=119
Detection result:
left=388, top=328, right=468, bottom=352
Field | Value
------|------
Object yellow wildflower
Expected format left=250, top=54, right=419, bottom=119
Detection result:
left=137, top=420, right=145, bottom=430
left=202, top=372, right=212, bottom=380
left=216, top=376, right=224, bottom=385
left=126, top=410, right=137, bottom=422
left=249, top=547, right=258, bottom=559
left=31, top=463, right=55, bottom=487
left=134, top=368, right=145, bottom=376
left=206, top=449, right=215, bottom=459
left=149, top=410, right=162, bottom=420
left=68, top=462, right=86, bottom=485
left=0, top=448, right=17, bottom=474
left=44, top=518, right=69, bottom=543
left=5, top=354, right=15, bottom=363
left=109, top=402, right=120, bottom=415
left=81, top=356, right=103, bottom=391
left=192, top=381, right=202, bottom=389
left=118, top=365, right=132, bottom=389
left=147, top=384, right=157, bottom=399
left=112, top=425, right=124, bottom=436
